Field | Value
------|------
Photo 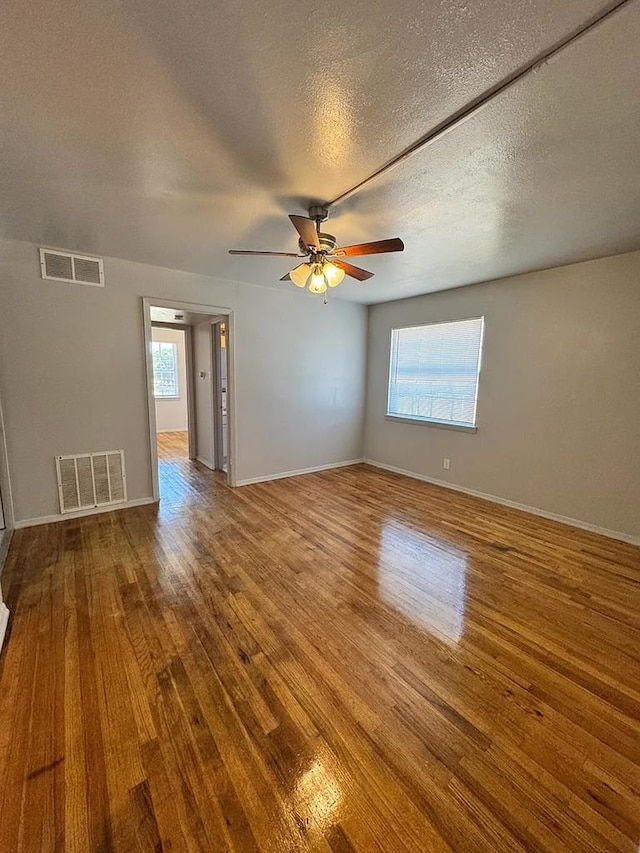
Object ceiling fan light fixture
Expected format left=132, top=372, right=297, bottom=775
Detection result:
left=308, top=268, right=327, bottom=293
left=289, top=262, right=311, bottom=287
left=323, top=262, right=345, bottom=287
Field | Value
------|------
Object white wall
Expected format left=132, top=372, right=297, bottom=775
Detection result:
left=152, top=326, right=188, bottom=432
left=194, top=321, right=215, bottom=468
left=0, top=238, right=367, bottom=523
left=364, top=251, right=640, bottom=541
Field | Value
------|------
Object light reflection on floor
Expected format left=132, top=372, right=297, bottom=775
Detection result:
left=377, top=519, right=468, bottom=643
left=294, top=756, right=343, bottom=834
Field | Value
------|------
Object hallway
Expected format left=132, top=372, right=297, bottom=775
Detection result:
left=157, top=430, right=189, bottom=459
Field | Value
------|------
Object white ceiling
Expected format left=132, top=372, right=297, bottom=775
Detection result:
left=1, top=0, right=639, bottom=303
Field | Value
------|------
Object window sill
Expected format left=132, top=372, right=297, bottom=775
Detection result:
left=385, top=415, right=477, bottom=433
left=155, top=396, right=181, bottom=401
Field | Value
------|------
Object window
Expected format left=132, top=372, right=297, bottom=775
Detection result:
left=152, top=341, right=180, bottom=398
left=387, top=317, right=484, bottom=429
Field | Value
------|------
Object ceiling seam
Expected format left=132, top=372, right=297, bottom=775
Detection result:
left=327, top=0, right=636, bottom=208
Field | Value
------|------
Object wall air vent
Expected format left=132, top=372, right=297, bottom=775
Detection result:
left=56, top=451, right=127, bottom=514
left=39, top=248, right=104, bottom=286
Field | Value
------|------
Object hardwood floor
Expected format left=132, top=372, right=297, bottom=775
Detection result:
left=157, top=430, right=189, bottom=459
left=0, top=461, right=639, bottom=852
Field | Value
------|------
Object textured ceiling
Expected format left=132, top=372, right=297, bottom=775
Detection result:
left=1, top=0, right=639, bottom=303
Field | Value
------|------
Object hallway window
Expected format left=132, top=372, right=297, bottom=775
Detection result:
left=152, top=341, right=179, bottom=398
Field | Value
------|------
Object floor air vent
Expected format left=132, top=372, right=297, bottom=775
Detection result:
left=56, top=451, right=127, bottom=514
left=40, top=248, right=104, bottom=286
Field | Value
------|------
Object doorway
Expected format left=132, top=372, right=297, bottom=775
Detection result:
left=143, top=298, right=236, bottom=502
left=151, top=324, right=191, bottom=465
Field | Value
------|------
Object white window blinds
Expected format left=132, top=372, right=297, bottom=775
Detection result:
left=152, top=341, right=180, bottom=398
left=387, top=318, right=484, bottom=428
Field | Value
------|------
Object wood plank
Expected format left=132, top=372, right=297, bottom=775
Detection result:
left=0, top=459, right=639, bottom=851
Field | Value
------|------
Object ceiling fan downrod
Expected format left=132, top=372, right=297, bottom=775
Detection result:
left=308, top=204, right=329, bottom=233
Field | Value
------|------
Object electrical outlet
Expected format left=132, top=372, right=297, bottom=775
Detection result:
left=443, top=458, right=451, bottom=470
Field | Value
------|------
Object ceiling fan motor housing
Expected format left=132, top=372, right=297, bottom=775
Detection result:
left=300, top=205, right=334, bottom=257
left=298, top=232, right=337, bottom=256
left=318, top=232, right=337, bottom=251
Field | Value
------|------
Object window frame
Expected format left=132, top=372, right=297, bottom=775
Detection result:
left=385, top=316, right=484, bottom=433
left=151, top=340, right=181, bottom=400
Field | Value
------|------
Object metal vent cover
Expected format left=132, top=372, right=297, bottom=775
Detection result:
left=56, top=451, right=126, bottom=513
left=40, top=248, right=104, bottom=286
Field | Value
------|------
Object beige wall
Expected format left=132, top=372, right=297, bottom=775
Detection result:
left=3, top=234, right=638, bottom=539
left=0, top=238, right=367, bottom=523
left=364, top=251, right=640, bottom=540
left=152, top=326, right=188, bottom=432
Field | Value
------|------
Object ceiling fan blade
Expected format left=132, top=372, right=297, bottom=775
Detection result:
left=289, top=215, right=321, bottom=250
left=334, top=237, right=404, bottom=257
left=280, top=272, right=291, bottom=281
left=333, top=260, right=374, bottom=281
left=229, top=250, right=302, bottom=257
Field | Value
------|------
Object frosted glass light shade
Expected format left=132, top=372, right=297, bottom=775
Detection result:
left=323, top=262, right=345, bottom=287
left=308, top=271, right=327, bottom=293
left=289, top=263, right=311, bottom=288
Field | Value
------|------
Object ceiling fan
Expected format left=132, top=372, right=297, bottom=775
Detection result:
left=229, top=205, right=404, bottom=300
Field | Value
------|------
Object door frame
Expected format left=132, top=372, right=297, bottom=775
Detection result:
left=0, top=388, right=15, bottom=582
left=0, top=390, right=14, bottom=533
left=211, top=320, right=226, bottom=471
left=142, top=297, right=237, bottom=500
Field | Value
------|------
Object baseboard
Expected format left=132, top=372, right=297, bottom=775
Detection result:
left=0, top=602, right=9, bottom=654
left=14, top=497, right=157, bottom=529
left=196, top=456, right=215, bottom=470
left=156, top=429, right=188, bottom=434
left=236, top=459, right=364, bottom=487
left=363, top=459, right=640, bottom=546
